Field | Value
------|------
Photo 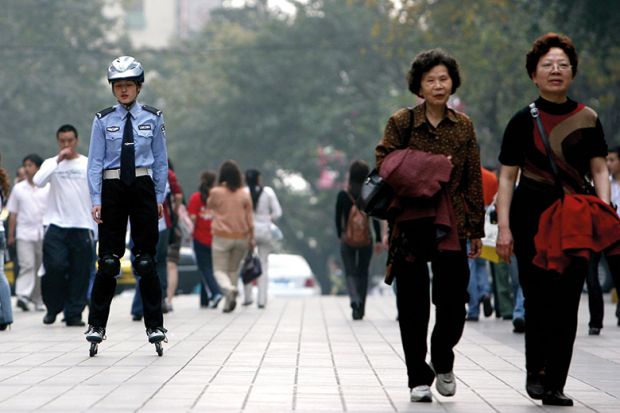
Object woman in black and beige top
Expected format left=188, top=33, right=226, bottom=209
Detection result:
left=496, top=33, right=611, bottom=406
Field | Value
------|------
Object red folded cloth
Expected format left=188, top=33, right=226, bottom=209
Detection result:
left=534, top=194, right=620, bottom=273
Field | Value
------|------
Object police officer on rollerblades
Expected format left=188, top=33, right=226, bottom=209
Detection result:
left=85, top=56, right=168, bottom=356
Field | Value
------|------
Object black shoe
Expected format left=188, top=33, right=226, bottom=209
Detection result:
left=352, top=303, right=363, bottom=320
left=512, top=317, right=525, bottom=333
left=43, top=312, right=57, bottom=325
left=17, top=298, right=30, bottom=312
left=65, top=318, right=86, bottom=327
left=502, top=314, right=513, bottom=320
left=542, top=390, right=573, bottom=406
left=0, top=323, right=10, bottom=331
left=465, top=315, right=479, bottom=321
left=482, top=295, right=493, bottom=317
left=132, top=314, right=143, bottom=322
left=588, top=327, right=601, bottom=336
left=526, top=372, right=545, bottom=400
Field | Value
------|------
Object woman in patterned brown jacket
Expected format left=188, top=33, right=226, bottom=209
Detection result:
left=375, top=48, right=484, bottom=403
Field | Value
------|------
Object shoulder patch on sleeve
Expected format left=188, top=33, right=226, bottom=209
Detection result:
left=96, top=106, right=115, bottom=119
left=142, top=105, right=162, bottom=116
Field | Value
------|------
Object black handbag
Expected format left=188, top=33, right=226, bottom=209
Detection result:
left=360, top=169, right=393, bottom=220
left=360, top=108, right=414, bottom=219
left=240, top=250, right=262, bottom=285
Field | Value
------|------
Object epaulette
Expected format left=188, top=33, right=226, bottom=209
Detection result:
left=142, top=105, right=162, bottom=116
left=96, top=106, right=115, bottom=119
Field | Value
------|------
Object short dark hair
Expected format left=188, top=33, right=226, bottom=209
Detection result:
left=22, top=153, right=44, bottom=168
left=199, top=170, right=216, bottom=203
left=56, top=124, right=78, bottom=139
left=348, top=160, right=369, bottom=198
left=526, top=33, right=578, bottom=79
left=609, top=146, right=620, bottom=157
left=217, top=160, right=243, bottom=191
left=407, top=49, right=461, bottom=97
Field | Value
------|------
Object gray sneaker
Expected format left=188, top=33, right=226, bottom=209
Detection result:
left=435, top=370, right=456, bottom=396
left=410, top=385, right=433, bottom=402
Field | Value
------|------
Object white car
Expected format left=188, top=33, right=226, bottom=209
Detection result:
left=267, top=253, right=321, bottom=296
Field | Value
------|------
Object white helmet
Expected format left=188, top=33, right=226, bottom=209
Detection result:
left=107, top=56, right=144, bottom=84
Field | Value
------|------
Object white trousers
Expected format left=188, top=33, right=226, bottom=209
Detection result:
left=16, top=239, right=43, bottom=304
left=243, top=241, right=271, bottom=306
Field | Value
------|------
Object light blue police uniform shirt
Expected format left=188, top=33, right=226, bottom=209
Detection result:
left=87, top=101, right=168, bottom=206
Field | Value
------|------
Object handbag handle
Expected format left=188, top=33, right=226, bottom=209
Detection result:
left=529, top=103, right=565, bottom=199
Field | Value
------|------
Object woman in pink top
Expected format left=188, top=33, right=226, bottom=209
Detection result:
left=207, top=160, right=254, bottom=312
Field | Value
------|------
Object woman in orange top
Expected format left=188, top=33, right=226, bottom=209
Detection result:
left=207, top=160, right=254, bottom=312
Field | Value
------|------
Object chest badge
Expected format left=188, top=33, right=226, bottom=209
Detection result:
left=106, top=126, right=120, bottom=132
left=138, top=124, right=152, bottom=131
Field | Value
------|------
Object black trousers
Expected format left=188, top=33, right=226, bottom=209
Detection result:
left=88, top=176, right=163, bottom=329
left=586, top=253, right=620, bottom=328
left=395, top=239, right=469, bottom=389
left=42, top=225, right=93, bottom=320
left=340, top=242, right=372, bottom=310
left=511, top=177, right=586, bottom=392
left=586, top=253, right=604, bottom=328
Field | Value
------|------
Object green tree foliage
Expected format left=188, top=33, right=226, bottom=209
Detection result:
left=154, top=0, right=409, bottom=290
left=2, top=0, right=619, bottom=292
left=0, top=0, right=124, bottom=175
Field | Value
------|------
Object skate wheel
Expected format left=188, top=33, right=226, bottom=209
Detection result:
left=155, top=342, right=163, bottom=356
left=89, top=343, right=98, bottom=357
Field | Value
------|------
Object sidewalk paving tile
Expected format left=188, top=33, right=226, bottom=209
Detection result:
left=0, top=293, right=619, bottom=412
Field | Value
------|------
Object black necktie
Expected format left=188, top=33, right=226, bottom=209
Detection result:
left=120, top=113, right=135, bottom=185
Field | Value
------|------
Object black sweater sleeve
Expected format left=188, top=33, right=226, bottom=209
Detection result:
left=335, top=190, right=348, bottom=239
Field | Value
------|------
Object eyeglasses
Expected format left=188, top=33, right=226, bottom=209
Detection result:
left=539, top=62, right=572, bottom=72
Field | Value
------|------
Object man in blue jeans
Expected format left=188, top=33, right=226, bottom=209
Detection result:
left=34, top=125, right=95, bottom=326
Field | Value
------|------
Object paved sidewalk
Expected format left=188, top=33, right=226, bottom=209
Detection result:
left=0, top=293, right=619, bottom=413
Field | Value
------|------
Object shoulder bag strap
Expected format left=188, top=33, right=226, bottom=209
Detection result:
left=529, top=102, right=564, bottom=199
left=399, top=107, right=414, bottom=148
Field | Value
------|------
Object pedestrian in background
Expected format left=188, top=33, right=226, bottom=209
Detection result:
left=335, top=160, right=381, bottom=320
left=86, top=56, right=168, bottom=346
left=496, top=33, right=615, bottom=406
left=0, top=154, right=14, bottom=331
left=34, top=125, right=94, bottom=326
left=6, top=154, right=48, bottom=313
left=584, top=145, right=620, bottom=334
left=187, top=170, right=222, bottom=308
left=165, top=160, right=184, bottom=312
left=207, top=160, right=253, bottom=313
left=465, top=166, right=497, bottom=321
left=243, top=168, right=282, bottom=309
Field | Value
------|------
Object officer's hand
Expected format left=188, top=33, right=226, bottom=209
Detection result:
left=157, top=203, right=163, bottom=219
left=92, top=206, right=103, bottom=224
left=8, top=235, right=15, bottom=246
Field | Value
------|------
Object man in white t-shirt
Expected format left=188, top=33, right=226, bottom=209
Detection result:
left=33, top=125, right=95, bottom=327
left=6, top=154, right=49, bottom=311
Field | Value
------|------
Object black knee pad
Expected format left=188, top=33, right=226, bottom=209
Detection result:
left=133, top=254, right=156, bottom=278
left=98, top=255, right=120, bottom=278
